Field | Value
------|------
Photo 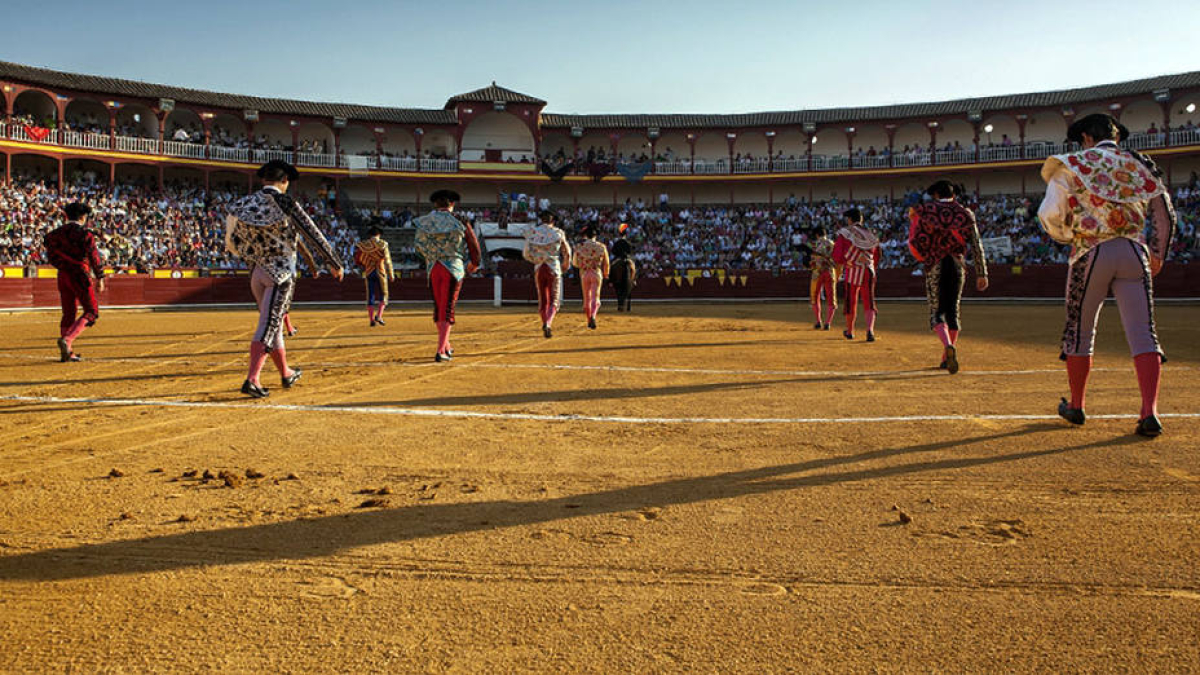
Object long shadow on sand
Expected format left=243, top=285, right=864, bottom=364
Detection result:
left=346, top=371, right=935, bottom=409
left=0, top=425, right=1142, bottom=583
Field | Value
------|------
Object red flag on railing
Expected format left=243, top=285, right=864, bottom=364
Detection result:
left=24, top=125, right=51, bottom=142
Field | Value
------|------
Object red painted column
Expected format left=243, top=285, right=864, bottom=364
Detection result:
left=688, top=136, right=696, bottom=174
left=928, top=124, right=938, bottom=165
left=57, top=157, right=63, bottom=191
left=886, top=126, right=896, bottom=167
left=108, top=163, right=115, bottom=186
left=972, top=123, right=981, bottom=163
left=4, top=153, right=11, bottom=186
left=766, top=133, right=775, bottom=172
left=1161, top=101, right=1172, bottom=147
left=290, top=125, right=300, bottom=163
left=108, top=110, right=117, bottom=150
left=805, top=132, right=814, bottom=172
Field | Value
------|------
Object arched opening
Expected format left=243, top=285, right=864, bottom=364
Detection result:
left=115, top=103, right=158, bottom=139
left=379, top=126, right=416, bottom=158
left=210, top=113, right=246, bottom=148
left=459, top=112, right=535, bottom=163
left=64, top=98, right=109, bottom=134
left=164, top=166, right=204, bottom=189
left=809, top=127, right=847, bottom=169
left=1024, top=111, right=1068, bottom=159
left=64, top=158, right=109, bottom=187
left=11, top=155, right=58, bottom=189
left=13, top=90, right=56, bottom=127
left=850, top=125, right=888, bottom=168
left=576, top=133, right=613, bottom=163
left=339, top=125, right=375, bottom=155
left=1122, top=100, right=1166, bottom=149
left=1173, top=94, right=1200, bottom=129
left=211, top=170, right=252, bottom=194
left=934, top=119, right=974, bottom=164
left=114, top=162, right=158, bottom=188
left=772, top=129, right=807, bottom=171
left=420, top=128, right=456, bottom=159
left=692, top=132, right=729, bottom=172
left=980, top=114, right=1020, bottom=160
left=165, top=108, right=204, bottom=144
left=253, top=119, right=291, bottom=149
left=297, top=121, right=333, bottom=156
left=732, top=132, right=768, bottom=172
left=616, top=133, right=651, bottom=163
left=539, top=132, right=571, bottom=160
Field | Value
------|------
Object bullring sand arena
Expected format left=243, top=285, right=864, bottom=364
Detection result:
left=1, top=301, right=1198, bottom=671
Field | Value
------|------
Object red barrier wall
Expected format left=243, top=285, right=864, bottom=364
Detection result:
left=1, top=265, right=1197, bottom=310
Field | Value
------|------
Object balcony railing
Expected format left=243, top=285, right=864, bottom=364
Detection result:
left=209, top=145, right=250, bottom=163
left=7, top=119, right=1200, bottom=178
left=296, top=152, right=336, bottom=167
left=420, top=158, right=458, bottom=172
left=62, top=130, right=112, bottom=150
left=115, top=135, right=158, bottom=154
left=163, top=140, right=206, bottom=159
left=378, top=156, right=418, bottom=171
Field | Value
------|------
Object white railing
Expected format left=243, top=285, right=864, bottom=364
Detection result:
left=420, top=158, right=458, bottom=172
left=893, top=153, right=932, bottom=167
left=296, top=152, right=336, bottom=167
left=378, top=156, right=416, bottom=171
left=253, top=148, right=291, bottom=163
left=209, top=145, right=250, bottom=163
left=773, top=158, right=807, bottom=172
left=692, top=160, right=728, bottom=175
left=163, top=140, right=206, bottom=159
left=732, top=158, right=770, bottom=174
left=7, top=124, right=54, bottom=143
left=115, top=135, right=159, bottom=154
left=1125, top=132, right=1167, bottom=150
left=62, top=130, right=112, bottom=150
left=934, top=150, right=974, bottom=165
left=1169, top=128, right=1200, bottom=146
left=852, top=155, right=891, bottom=169
left=980, top=145, right=1023, bottom=162
left=654, top=160, right=691, bottom=175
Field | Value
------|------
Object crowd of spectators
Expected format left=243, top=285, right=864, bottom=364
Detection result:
left=0, top=174, right=357, bottom=272
left=2, top=173, right=1196, bottom=277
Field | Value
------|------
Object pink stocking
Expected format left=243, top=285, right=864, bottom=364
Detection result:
left=269, top=346, right=293, bottom=378
left=1133, top=352, right=1162, bottom=418
left=247, top=342, right=269, bottom=385
left=933, top=323, right=952, bottom=347
left=436, top=321, right=451, bottom=355
left=63, top=317, right=89, bottom=346
left=1066, top=355, right=1092, bottom=410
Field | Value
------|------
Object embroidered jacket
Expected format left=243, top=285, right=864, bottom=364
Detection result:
left=572, top=239, right=610, bottom=276
left=908, top=199, right=988, bottom=278
left=523, top=224, right=571, bottom=276
left=45, top=220, right=104, bottom=284
left=808, top=236, right=837, bottom=275
left=225, top=187, right=341, bottom=284
left=1038, top=140, right=1175, bottom=264
left=354, top=238, right=394, bottom=279
left=413, top=209, right=481, bottom=281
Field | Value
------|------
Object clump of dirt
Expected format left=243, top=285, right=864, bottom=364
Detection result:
left=218, top=470, right=242, bottom=489
left=181, top=470, right=198, bottom=478
left=356, top=498, right=391, bottom=509
left=107, top=468, right=125, bottom=478
left=245, top=469, right=266, bottom=479
left=201, top=470, right=216, bottom=481
left=285, top=473, right=300, bottom=481
left=175, top=514, right=196, bottom=523
left=149, top=468, right=164, bottom=474
left=636, top=507, right=663, bottom=521
left=117, top=512, right=134, bottom=521
left=898, top=511, right=913, bottom=525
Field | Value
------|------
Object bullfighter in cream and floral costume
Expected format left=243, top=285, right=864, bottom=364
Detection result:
left=1038, top=113, right=1175, bottom=437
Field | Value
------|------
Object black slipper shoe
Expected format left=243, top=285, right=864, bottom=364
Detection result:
left=281, top=369, right=302, bottom=388
left=241, top=380, right=270, bottom=398
left=1057, top=397, right=1085, bottom=425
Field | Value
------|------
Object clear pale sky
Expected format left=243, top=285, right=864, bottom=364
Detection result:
left=6, top=0, right=1199, bottom=114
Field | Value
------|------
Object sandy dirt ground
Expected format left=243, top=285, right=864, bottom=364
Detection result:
left=0, top=300, right=1198, bottom=672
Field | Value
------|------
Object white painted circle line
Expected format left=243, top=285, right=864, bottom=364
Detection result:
left=2, top=394, right=1197, bottom=426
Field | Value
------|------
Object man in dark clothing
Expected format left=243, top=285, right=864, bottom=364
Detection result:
left=44, top=202, right=105, bottom=362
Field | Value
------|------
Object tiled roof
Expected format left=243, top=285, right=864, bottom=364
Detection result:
left=541, top=71, right=1200, bottom=130
left=0, top=60, right=456, bottom=125
left=3, top=60, right=1197, bottom=132
left=445, top=83, right=547, bottom=107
